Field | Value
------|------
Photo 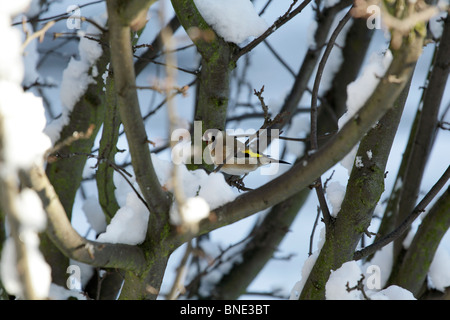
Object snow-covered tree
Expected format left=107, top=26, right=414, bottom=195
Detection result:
left=0, top=0, right=449, bottom=300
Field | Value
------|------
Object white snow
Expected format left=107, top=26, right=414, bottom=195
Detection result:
left=326, top=260, right=365, bottom=299
left=166, top=157, right=237, bottom=229
left=362, top=242, right=393, bottom=288
left=0, top=0, right=52, bottom=299
left=171, top=195, right=210, bottom=229
left=307, top=20, right=318, bottom=49
left=15, top=189, right=47, bottom=231
left=402, top=217, right=422, bottom=249
left=1, top=236, right=52, bottom=299
left=355, top=155, right=364, bottom=168
left=44, top=14, right=106, bottom=144
left=326, top=181, right=346, bottom=217
left=289, top=227, right=326, bottom=299
left=82, top=195, right=107, bottom=234
left=369, top=285, right=416, bottom=300
left=96, top=192, right=149, bottom=245
left=48, top=283, right=87, bottom=300
left=193, top=0, right=268, bottom=44
left=428, top=245, right=450, bottom=292
left=96, top=153, right=236, bottom=244
left=152, top=153, right=237, bottom=211
left=289, top=251, right=319, bottom=300
left=326, top=261, right=416, bottom=300
left=0, top=82, right=51, bottom=172
left=382, top=275, right=416, bottom=299
left=339, top=50, right=393, bottom=175
left=340, top=50, right=393, bottom=130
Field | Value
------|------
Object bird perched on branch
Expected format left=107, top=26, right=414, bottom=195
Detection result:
left=203, top=129, right=290, bottom=177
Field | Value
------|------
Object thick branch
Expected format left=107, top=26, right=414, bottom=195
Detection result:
left=198, top=35, right=422, bottom=237
left=171, top=0, right=239, bottom=132
left=96, top=65, right=120, bottom=223
left=44, top=21, right=110, bottom=285
left=22, top=166, right=147, bottom=272
left=107, top=0, right=171, bottom=221
left=300, top=73, right=413, bottom=299
left=393, top=186, right=450, bottom=297
left=393, top=14, right=450, bottom=255
left=353, top=165, right=450, bottom=261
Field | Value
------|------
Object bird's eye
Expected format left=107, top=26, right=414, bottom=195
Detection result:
left=211, top=136, right=216, bottom=142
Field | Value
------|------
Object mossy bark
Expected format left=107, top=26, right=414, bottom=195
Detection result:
left=299, top=31, right=423, bottom=299
left=43, top=30, right=111, bottom=286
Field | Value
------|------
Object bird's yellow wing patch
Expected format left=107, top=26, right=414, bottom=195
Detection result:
left=244, top=149, right=262, bottom=158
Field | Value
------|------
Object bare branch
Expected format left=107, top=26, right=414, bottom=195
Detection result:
left=310, top=7, right=353, bottom=225
left=166, top=241, right=192, bottom=299
left=235, top=0, right=313, bottom=61
left=21, top=165, right=147, bottom=271
left=354, top=165, right=450, bottom=260
left=107, top=0, right=171, bottom=219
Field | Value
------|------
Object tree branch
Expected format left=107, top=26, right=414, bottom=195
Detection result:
left=21, top=165, right=147, bottom=272
left=271, top=0, right=353, bottom=131
left=234, top=0, right=313, bottom=61
left=353, top=165, right=450, bottom=261
left=300, top=56, right=414, bottom=300
left=106, top=0, right=171, bottom=221
left=171, top=0, right=239, bottom=133
left=393, top=185, right=450, bottom=297
left=134, top=15, right=181, bottom=76
left=310, top=6, right=353, bottom=225
left=171, top=30, right=424, bottom=248
left=393, top=14, right=450, bottom=257
left=210, top=188, right=310, bottom=299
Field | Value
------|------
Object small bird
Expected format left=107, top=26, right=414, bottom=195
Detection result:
left=203, top=129, right=290, bottom=176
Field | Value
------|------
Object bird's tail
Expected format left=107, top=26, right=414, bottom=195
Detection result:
left=266, top=157, right=290, bottom=165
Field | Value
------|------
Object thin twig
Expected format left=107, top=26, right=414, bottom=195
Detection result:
left=45, top=124, right=95, bottom=159
left=133, top=54, right=199, bottom=75
left=309, top=206, right=322, bottom=256
left=235, top=0, right=312, bottom=61
left=142, top=79, right=197, bottom=121
left=310, top=6, right=353, bottom=225
left=346, top=274, right=370, bottom=300
left=12, top=0, right=105, bottom=26
left=263, top=40, right=296, bottom=77
left=21, top=20, right=55, bottom=50
left=353, top=165, right=450, bottom=260
left=167, top=241, right=193, bottom=300
left=310, top=7, right=353, bottom=149
left=21, top=14, right=107, bottom=51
